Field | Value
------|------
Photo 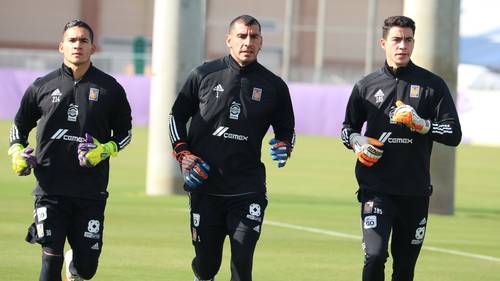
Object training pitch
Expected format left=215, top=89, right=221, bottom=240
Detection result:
left=1, top=120, right=499, bottom=280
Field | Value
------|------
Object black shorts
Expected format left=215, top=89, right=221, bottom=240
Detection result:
left=189, top=192, right=268, bottom=244
left=26, top=195, right=106, bottom=255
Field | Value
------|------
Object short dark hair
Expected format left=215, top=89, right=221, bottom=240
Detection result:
left=63, top=19, right=94, bottom=43
left=229, top=15, right=261, bottom=32
left=382, top=16, right=415, bottom=39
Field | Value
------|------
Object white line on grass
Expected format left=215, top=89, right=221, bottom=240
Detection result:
left=265, top=220, right=500, bottom=263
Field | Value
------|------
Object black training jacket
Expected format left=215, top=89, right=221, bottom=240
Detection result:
left=170, top=55, right=295, bottom=195
left=9, top=64, right=132, bottom=200
left=341, top=61, right=461, bottom=196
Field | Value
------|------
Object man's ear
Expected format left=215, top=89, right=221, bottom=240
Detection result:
left=225, top=34, right=231, bottom=48
left=379, top=38, right=386, bottom=50
left=91, top=43, right=96, bottom=55
left=58, top=42, right=64, bottom=54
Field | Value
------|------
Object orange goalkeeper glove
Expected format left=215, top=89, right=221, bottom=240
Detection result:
left=392, top=100, right=431, bottom=134
left=349, top=133, right=384, bottom=167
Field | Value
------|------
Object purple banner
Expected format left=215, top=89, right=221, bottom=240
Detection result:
left=290, top=83, right=351, bottom=136
left=7, top=68, right=498, bottom=146
left=0, top=69, right=151, bottom=126
left=0, top=69, right=350, bottom=137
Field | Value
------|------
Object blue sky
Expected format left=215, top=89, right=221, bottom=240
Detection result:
left=461, top=0, right=500, bottom=37
left=460, top=0, right=500, bottom=66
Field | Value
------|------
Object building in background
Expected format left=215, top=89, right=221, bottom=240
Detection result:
left=0, top=0, right=402, bottom=83
left=2, top=0, right=500, bottom=86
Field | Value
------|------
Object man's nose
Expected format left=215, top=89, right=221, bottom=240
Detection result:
left=243, top=35, right=251, bottom=45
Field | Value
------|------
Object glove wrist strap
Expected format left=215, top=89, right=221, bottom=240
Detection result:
left=8, top=143, right=25, bottom=156
left=173, top=142, right=191, bottom=162
left=104, top=141, right=119, bottom=157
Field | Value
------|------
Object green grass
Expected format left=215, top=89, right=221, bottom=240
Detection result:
left=1, top=119, right=499, bottom=280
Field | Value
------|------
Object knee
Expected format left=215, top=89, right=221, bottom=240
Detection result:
left=192, top=257, right=219, bottom=280
left=364, top=251, right=388, bottom=266
left=41, top=250, right=64, bottom=280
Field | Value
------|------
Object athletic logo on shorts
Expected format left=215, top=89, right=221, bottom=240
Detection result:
left=36, top=207, right=48, bottom=221
left=36, top=224, right=45, bottom=238
left=84, top=220, right=101, bottom=239
left=193, top=213, right=200, bottom=227
left=246, top=203, right=262, bottom=222
left=363, top=215, right=377, bottom=229
left=249, top=203, right=261, bottom=216
left=87, top=220, right=100, bottom=233
left=412, top=226, right=426, bottom=244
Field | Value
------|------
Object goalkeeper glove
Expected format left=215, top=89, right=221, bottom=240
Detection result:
left=181, top=154, right=210, bottom=190
left=172, top=142, right=192, bottom=164
left=392, top=100, right=431, bottom=134
left=77, top=133, right=118, bottom=168
left=8, top=143, right=37, bottom=176
left=349, top=133, right=384, bottom=167
left=269, top=138, right=292, bottom=168
left=171, top=142, right=210, bottom=189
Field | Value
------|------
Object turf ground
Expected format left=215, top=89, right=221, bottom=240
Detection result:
left=1, top=120, right=499, bottom=280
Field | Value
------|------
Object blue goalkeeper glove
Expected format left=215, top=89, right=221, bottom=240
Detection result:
left=183, top=157, right=210, bottom=190
left=8, top=143, right=37, bottom=176
left=269, top=138, right=292, bottom=168
left=78, top=133, right=118, bottom=168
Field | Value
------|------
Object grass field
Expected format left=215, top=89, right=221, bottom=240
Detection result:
left=1, top=119, right=499, bottom=280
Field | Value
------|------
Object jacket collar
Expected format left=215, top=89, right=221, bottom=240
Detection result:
left=61, top=63, right=94, bottom=81
left=383, top=60, right=415, bottom=78
left=226, top=54, right=258, bottom=74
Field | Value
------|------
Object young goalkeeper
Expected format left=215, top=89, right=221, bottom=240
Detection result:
left=341, top=15, right=461, bottom=281
left=8, top=19, right=132, bottom=281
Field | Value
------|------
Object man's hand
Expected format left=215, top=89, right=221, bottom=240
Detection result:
left=181, top=154, right=210, bottom=190
left=349, top=133, right=384, bottom=167
left=8, top=143, right=37, bottom=176
left=78, top=133, right=118, bottom=168
left=269, top=138, right=292, bottom=168
left=392, top=100, right=431, bottom=134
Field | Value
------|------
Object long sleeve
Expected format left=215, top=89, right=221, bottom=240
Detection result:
left=110, top=83, right=132, bottom=151
left=341, top=84, right=367, bottom=149
left=169, top=70, right=200, bottom=154
left=270, top=80, right=295, bottom=146
left=10, top=84, right=41, bottom=147
left=429, top=80, right=462, bottom=146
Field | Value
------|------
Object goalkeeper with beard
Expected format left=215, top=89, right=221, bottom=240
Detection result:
left=169, top=14, right=295, bottom=281
left=341, top=16, right=461, bottom=281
